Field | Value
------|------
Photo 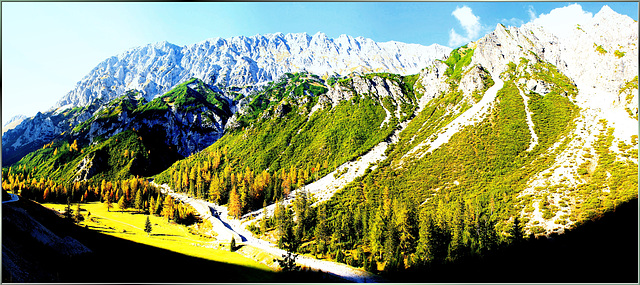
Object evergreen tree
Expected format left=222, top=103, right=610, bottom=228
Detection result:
left=314, top=204, right=330, bottom=255
left=134, top=189, right=143, bottom=210
left=293, top=188, right=309, bottom=242
left=154, top=192, right=163, bottom=215
left=447, top=199, right=466, bottom=262
left=369, top=204, right=386, bottom=260
left=144, top=216, right=153, bottom=235
left=64, top=197, right=73, bottom=221
left=74, top=204, right=84, bottom=224
left=509, top=216, right=524, bottom=244
left=383, top=221, right=399, bottom=264
left=335, top=248, right=345, bottom=263
left=365, top=256, right=377, bottom=273
left=230, top=236, right=236, bottom=252
left=399, top=202, right=419, bottom=255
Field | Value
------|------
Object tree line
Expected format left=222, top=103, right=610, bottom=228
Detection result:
left=2, top=167, right=198, bottom=226
left=156, top=148, right=327, bottom=219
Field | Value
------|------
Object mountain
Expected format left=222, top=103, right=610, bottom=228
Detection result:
left=3, top=33, right=450, bottom=166
left=145, top=5, right=636, bottom=277
left=1, top=105, right=98, bottom=166
left=2, top=5, right=638, bottom=281
left=2, top=115, right=27, bottom=134
left=154, top=71, right=420, bottom=212
left=56, top=32, right=451, bottom=108
left=7, top=78, right=233, bottom=182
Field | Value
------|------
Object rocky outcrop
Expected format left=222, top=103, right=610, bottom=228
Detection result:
left=415, top=60, right=450, bottom=109
left=73, top=152, right=106, bottom=182
left=459, top=65, right=492, bottom=101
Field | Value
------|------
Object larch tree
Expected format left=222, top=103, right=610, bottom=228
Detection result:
left=118, top=196, right=127, bottom=212
left=106, top=199, right=113, bottom=212
left=228, top=185, right=242, bottom=219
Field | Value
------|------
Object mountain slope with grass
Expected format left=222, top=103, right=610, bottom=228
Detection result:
left=154, top=71, right=420, bottom=215
left=3, top=33, right=450, bottom=166
left=7, top=78, right=233, bottom=182
left=2, top=5, right=637, bottom=282
left=219, top=6, right=636, bottom=278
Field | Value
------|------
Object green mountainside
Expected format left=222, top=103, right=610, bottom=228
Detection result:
left=2, top=20, right=638, bottom=281
left=7, top=78, right=232, bottom=183
left=154, top=72, right=419, bottom=215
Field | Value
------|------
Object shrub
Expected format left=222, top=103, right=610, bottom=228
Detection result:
left=595, top=45, right=608, bottom=55
left=531, top=226, right=545, bottom=234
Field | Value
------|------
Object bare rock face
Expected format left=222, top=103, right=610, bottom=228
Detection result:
left=56, top=33, right=451, bottom=109
left=73, top=152, right=105, bottom=182
left=325, top=83, right=355, bottom=107
left=415, top=60, right=450, bottom=108
left=459, top=65, right=492, bottom=101
left=524, top=78, right=553, bottom=96
left=274, top=103, right=290, bottom=118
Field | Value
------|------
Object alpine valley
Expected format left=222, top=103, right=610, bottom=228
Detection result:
left=2, top=5, right=638, bottom=283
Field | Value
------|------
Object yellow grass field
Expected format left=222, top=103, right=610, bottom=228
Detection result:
left=42, top=202, right=273, bottom=272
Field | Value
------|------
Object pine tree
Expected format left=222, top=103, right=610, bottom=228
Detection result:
left=64, top=197, right=73, bottom=221
left=509, top=216, right=524, bottom=244
left=154, top=193, right=163, bottom=215
left=294, top=188, right=308, bottom=242
left=369, top=204, right=386, bottom=260
left=399, top=202, right=419, bottom=255
left=144, top=216, right=153, bottom=235
left=134, top=189, right=143, bottom=210
left=75, top=204, right=84, bottom=224
left=230, top=236, right=236, bottom=252
left=314, top=204, right=330, bottom=255
left=335, top=248, right=345, bottom=263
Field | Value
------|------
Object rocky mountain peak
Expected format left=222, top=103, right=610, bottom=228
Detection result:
left=53, top=32, right=451, bottom=110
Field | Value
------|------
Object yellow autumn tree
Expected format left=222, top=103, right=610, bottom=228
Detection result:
left=228, top=185, right=242, bottom=219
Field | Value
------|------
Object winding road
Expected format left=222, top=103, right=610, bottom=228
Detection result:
left=150, top=180, right=383, bottom=283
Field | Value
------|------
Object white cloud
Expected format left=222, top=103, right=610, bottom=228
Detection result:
left=449, top=6, right=482, bottom=47
left=527, top=5, right=537, bottom=21
left=530, top=4, right=593, bottom=39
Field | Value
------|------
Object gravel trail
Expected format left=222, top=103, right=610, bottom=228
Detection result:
left=151, top=181, right=383, bottom=282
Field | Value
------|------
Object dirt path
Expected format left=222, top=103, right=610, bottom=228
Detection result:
left=151, top=181, right=384, bottom=282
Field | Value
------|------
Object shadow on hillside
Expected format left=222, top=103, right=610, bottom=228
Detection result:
left=396, top=198, right=639, bottom=283
left=2, top=199, right=340, bottom=283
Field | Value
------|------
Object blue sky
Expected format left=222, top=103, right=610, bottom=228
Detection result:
left=2, top=2, right=637, bottom=125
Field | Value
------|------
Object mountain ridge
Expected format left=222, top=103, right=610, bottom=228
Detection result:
left=56, top=32, right=451, bottom=109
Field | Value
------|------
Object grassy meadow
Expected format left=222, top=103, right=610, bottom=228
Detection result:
left=42, top=202, right=271, bottom=272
